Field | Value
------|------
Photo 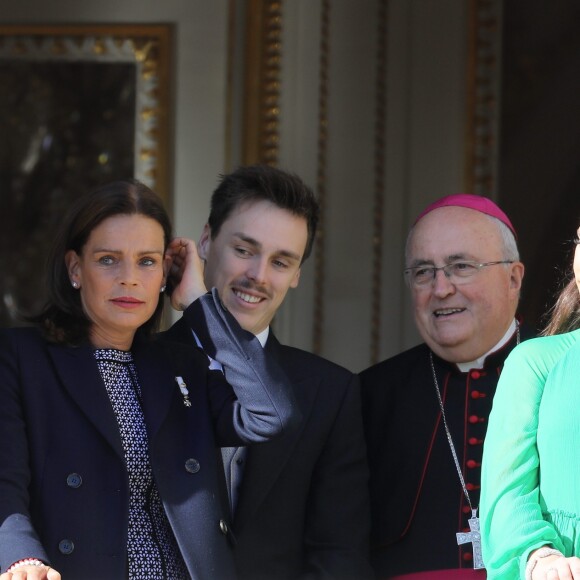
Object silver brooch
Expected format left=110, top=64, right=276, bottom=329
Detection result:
left=175, top=376, right=192, bottom=407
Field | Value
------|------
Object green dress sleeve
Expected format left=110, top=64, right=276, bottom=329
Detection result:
left=480, top=330, right=580, bottom=579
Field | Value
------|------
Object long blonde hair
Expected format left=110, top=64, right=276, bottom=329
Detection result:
left=542, top=277, right=580, bottom=335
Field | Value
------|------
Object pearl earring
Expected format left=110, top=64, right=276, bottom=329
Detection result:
left=71, top=281, right=79, bottom=289
left=160, top=285, right=166, bottom=293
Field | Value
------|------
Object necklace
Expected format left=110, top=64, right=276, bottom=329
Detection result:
left=428, top=323, right=520, bottom=570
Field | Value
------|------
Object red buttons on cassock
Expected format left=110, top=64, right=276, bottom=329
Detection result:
left=466, top=483, right=480, bottom=491
left=463, top=552, right=473, bottom=561
left=466, top=460, right=480, bottom=469
left=471, top=390, right=487, bottom=399
left=469, top=437, right=483, bottom=445
left=469, top=415, right=485, bottom=424
left=462, top=506, right=471, bottom=514
left=470, top=370, right=481, bottom=380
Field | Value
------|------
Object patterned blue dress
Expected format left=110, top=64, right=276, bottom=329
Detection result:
left=95, top=349, right=189, bottom=580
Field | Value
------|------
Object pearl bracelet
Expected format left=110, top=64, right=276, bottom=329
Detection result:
left=7, top=558, right=45, bottom=572
left=525, top=547, right=563, bottom=580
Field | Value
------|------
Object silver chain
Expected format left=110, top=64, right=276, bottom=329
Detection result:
left=429, top=352, right=475, bottom=513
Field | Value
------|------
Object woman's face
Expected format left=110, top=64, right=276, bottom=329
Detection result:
left=66, top=214, right=169, bottom=350
left=574, top=227, right=580, bottom=295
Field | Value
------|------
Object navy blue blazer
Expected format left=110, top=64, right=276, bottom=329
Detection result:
left=164, top=318, right=373, bottom=580
left=0, top=292, right=297, bottom=579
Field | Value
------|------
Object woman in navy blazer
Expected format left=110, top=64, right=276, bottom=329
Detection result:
left=0, top=180, right=296, bottom=580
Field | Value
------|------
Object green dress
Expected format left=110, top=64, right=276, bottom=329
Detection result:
left=481, top=328, right=580, bottom=579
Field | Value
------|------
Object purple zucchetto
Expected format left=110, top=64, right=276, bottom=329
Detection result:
left=413, top=193, right=517, bottom=239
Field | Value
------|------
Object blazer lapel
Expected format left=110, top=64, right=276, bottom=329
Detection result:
left=48, top=343, right=124, bottom=458
left=132, top=339, right=177, bottom=442
left=234, top=334, right=316, bottom=531
left=162, top=315, right=194, bottom=345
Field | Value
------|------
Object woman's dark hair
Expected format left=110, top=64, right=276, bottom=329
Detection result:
left=32, top=179, right=172, bottom=345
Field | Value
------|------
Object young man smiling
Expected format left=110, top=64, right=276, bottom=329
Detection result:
left=166, top=164, right=372, bottom=580
left=197, top=192, right=306, bottom=337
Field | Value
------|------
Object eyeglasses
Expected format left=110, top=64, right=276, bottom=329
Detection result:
left=404, top=260, right=514, bottom=288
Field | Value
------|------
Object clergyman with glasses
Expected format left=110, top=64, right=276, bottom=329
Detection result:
left=359, top=194, right=533, bottom=579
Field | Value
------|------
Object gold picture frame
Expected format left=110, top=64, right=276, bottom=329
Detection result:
left=0, top=24, right=172, bottom=326
left=0, top=23, right=171, bottom=196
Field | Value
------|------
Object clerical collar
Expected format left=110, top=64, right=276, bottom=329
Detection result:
left=255, top=326, right=269, bottom=348
left=456, top=319, right=518, bottom=373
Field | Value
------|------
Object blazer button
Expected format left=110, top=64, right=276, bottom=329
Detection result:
left=219, top=519, right=229, bottom=535
left=58, top=539, right=75, bottom=555
left=185, top=458, right=200, bottom=474
left=66, top=473, right=83, bottom=488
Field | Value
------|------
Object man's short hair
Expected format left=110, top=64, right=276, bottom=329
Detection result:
left=208, top=164, right=320, bottom=262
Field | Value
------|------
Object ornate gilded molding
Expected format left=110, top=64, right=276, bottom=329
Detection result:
left=370, top=0, right=388, bottom=365
left=312, top=0, right=330, bottom=355
left=465, top=0, right=502, bottom=197
left=243, top=0, right=282, bottom=165
left=0, top=24, right=171, bottom=198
